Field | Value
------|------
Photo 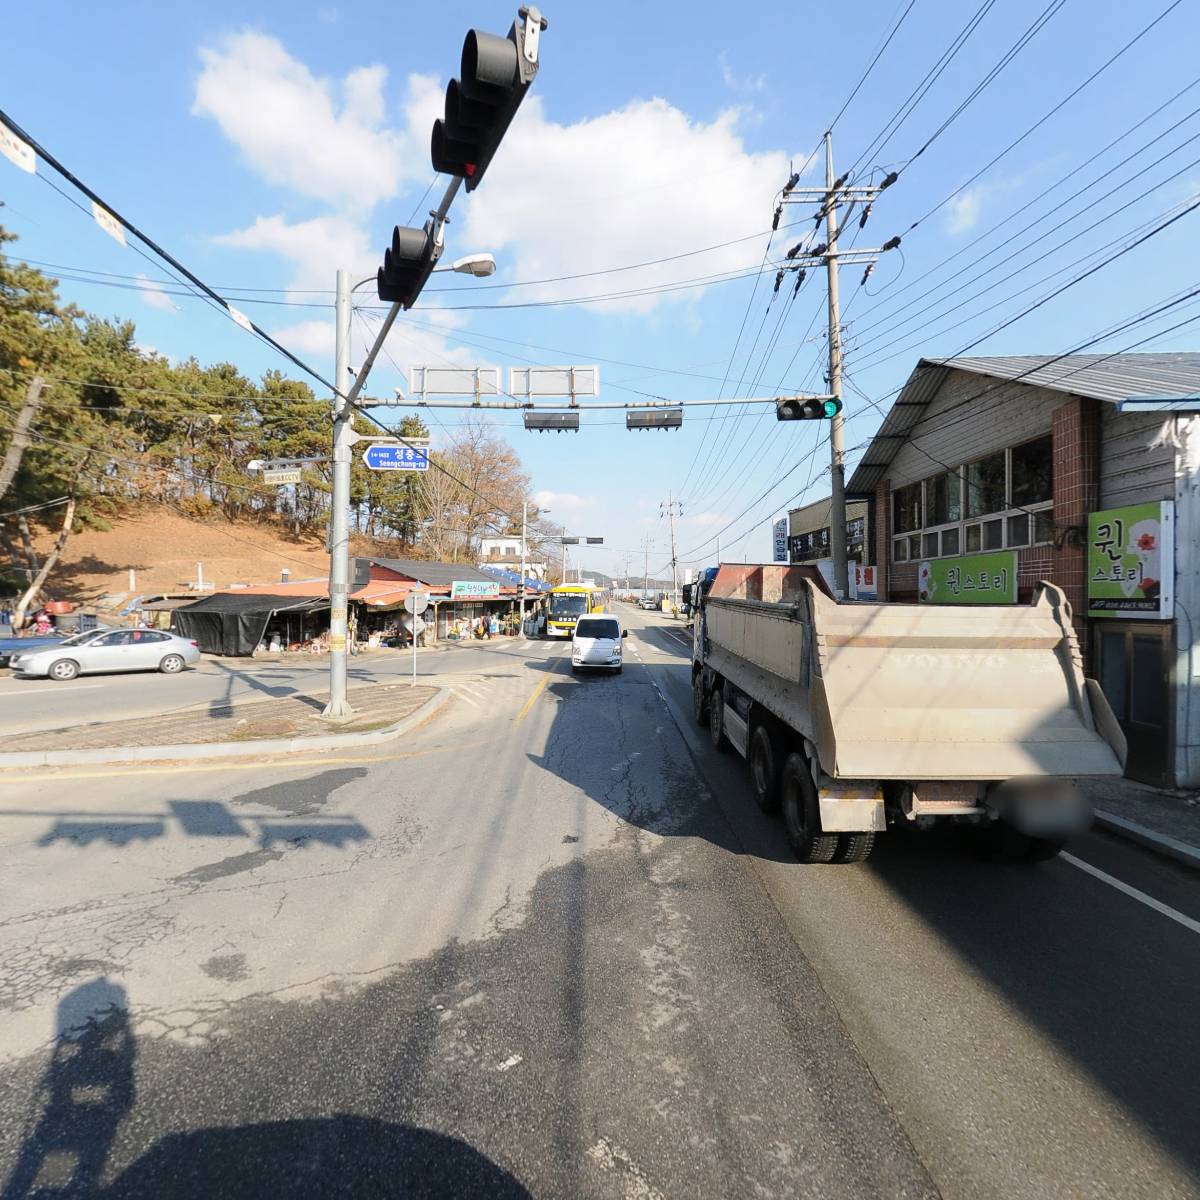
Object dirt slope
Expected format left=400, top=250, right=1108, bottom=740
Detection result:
left=30, top=511, right=354, bottom=605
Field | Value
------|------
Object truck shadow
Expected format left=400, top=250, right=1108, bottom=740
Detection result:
left=524, top=662, right=795, bottom=864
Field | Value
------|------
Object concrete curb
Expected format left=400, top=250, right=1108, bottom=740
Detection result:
left=1094, top=809, right=1200, bottom=872
left=0, top=687, right=452, bottom=769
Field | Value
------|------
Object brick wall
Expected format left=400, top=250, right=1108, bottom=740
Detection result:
left=1051, top=396, right=1100, bottom=648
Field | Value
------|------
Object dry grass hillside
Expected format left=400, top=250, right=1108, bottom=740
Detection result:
left=29, top=510, right=396, bottom=606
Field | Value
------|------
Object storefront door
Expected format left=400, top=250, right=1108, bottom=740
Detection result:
left=1095, top=622, right=1172, bottom=787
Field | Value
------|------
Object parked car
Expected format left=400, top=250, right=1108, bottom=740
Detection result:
left=0, top=635, right=65, bottom=669
left=10, top=628, right=201, bottom=681
left=639, top=596, right=659, bottom=611
left=571, top=615, right=627, bottom=674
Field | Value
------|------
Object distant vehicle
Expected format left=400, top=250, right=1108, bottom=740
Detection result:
left=545, top=583, right=608, bottom=638
left=0, top=635, right=65, bottom=669
left=571, top=615, right=626, bottom=674
left=10, top=628, right=201, bottom=681
left=639, top=596, right=659, bottom=611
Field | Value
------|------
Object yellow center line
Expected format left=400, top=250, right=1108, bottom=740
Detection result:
left=514, top=657, right=564, bottom=725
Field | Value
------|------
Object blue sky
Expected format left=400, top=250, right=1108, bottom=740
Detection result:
left=3, top=0, right=1199, bottom=581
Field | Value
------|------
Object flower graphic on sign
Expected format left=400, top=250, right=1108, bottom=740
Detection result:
left=1136, top=532, right=1157, bottom=551
left=918, top=560, right=934, bottom=603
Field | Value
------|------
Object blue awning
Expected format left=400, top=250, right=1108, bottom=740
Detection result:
left=479, top=565, right=552, bottom=592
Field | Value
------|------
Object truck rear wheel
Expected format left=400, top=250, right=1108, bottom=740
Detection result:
left=833, top=833, right=876, bottom=863
left=780, top=753, right=839, bottom=864
left=692, top=670, right=709, bottom=726
left=748, top=723, right=781, bottom=814
left=708, top=683, right=728, bottom=752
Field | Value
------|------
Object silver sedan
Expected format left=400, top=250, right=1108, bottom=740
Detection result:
left=10, top=628, right=201, bottom=681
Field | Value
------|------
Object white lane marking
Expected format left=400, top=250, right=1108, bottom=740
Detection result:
left=1062, top=852, right=1200, bottom=936
left=0, top=684, right=104, bottom=698
left=497, top=1054, right=522, bottom=1072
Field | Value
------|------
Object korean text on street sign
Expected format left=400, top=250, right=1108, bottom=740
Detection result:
left=1087, top=501, right=1174, bottom=619
left=773, top=518, right=788, bottom=563
left=262, top=468, right=303, bottom=485
left=918, top=550, right=1017, bottom=604
left=451, top=580, right=501, bottom=598
left=362, top=443, right=429, bottom=472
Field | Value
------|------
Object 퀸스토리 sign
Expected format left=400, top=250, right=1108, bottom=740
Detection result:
left=450, top=580, right=501, bottom=599
left=1087, top=501, right=1174, bottom=619
left=918, top=550, right=1017, bottom=604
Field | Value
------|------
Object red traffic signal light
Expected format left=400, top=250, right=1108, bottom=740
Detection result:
left=775, top=396, right=843, bottom=421
left=431, top=10, right=546, bottom=191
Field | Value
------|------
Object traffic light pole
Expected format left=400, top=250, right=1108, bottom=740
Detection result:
left=324, top=177, right=464, bottom=719
left=325, top=268, right=355, bottom=718
left=824, top=131, right=849, bottom=601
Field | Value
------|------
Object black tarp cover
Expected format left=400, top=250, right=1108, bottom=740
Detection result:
left=171, top=593, right=328, bottom=656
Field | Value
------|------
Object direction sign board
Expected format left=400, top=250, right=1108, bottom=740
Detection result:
left=451, top=580, right=501, bottom=598
left=362, top=444, right=429, bottom=472
left=404, top=591, right=430, bottom=615
left=509, top=366, right=599, bottom=398
left=409, top=366, right=501, bottom=398
left=262, top=468, right=303, bottom=485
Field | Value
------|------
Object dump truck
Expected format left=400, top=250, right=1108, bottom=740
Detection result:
left=690, top=564, right=1125, bottom=864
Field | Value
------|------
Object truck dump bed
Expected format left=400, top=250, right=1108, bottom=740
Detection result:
left=703, top=564, right=1124, bottom=781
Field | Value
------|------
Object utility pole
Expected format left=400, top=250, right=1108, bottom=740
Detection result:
left=519, top=498, right=528, bottom=635
left=561, top=523, right=567, bottom=583
left=664, top=492, right=680, bottom=608
left=326, top=268, right=355, bottom=718
left=643, top=534, right=650, bottom=594
left=824, top=131, right=848, bottom=601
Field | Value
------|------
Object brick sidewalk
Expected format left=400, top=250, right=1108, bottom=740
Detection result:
left=2, top=684, right=438, bottom=752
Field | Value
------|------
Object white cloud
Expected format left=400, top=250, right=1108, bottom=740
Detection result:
left=945, top=185, right=987, bottom=235
left=460, top=97, right=796, bottom=313
left=718, top=51, right=766, bottom=94
left=192, top=32, right=441, bottom=211
left=533, top=490, right=596, bottom=514
left=214, top=213, right=377, bottom=291
left=135, top=274, right=180, bottom=313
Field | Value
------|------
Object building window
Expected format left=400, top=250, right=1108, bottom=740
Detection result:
left=892, top=436, right=1054, bottom=565
left=966, top=451, right=1006, bottom=517
left=893, top=482, right=922, bottom=534
left=925, top=471, right=961, bottom=525
left=1011, top=435, right=1052, bottom=507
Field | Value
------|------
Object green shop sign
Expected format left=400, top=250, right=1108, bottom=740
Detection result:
left=1087, top=501, right=1174, bottom=619
left=918, top=550, right=1017, bottom=604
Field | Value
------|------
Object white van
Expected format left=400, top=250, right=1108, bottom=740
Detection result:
left=571, top=615, right=627, bottom=674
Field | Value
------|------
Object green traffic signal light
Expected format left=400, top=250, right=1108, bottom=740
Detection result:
left=823, top=398, right=842, bottom=418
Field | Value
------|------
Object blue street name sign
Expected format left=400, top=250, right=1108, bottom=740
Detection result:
left=362, top=443, right=429, bottom=471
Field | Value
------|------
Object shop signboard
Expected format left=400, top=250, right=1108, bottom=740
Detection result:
left=918, top=550, right=1016, bottom=604
left=1087, top=501, right=1174, bottom=619
left=772, top=518, right=788, bottom=563
left=851, top=564, right=878, bottom=600
left=451, top=580, right=501, bottom=599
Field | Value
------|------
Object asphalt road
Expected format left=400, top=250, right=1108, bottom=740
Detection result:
left=0, top=604, right=1196, bottom=1198
left=0, top=643, right=456, bottom=736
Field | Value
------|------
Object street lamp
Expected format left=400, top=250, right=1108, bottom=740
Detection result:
left=326, top=251, right=496, bottom=720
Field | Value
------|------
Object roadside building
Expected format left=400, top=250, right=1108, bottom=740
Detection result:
left=478, top=536, right=551, bottom=581
left=847, top=352, right=1200, bottom=788
left=786, top=499, right=870, bottom=595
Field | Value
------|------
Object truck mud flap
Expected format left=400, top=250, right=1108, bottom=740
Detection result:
left=817, top=780, right=886, bottom=833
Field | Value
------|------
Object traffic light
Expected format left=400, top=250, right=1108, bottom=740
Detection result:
left=524, top=411, right=579, bottom=432
left=377, top=220, right=442, bottom=307
left=431, top=8, right=547, bottom=191
left=775, top=396, right=843, bottom=421
left=627, top=409, right=683, bottom=431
